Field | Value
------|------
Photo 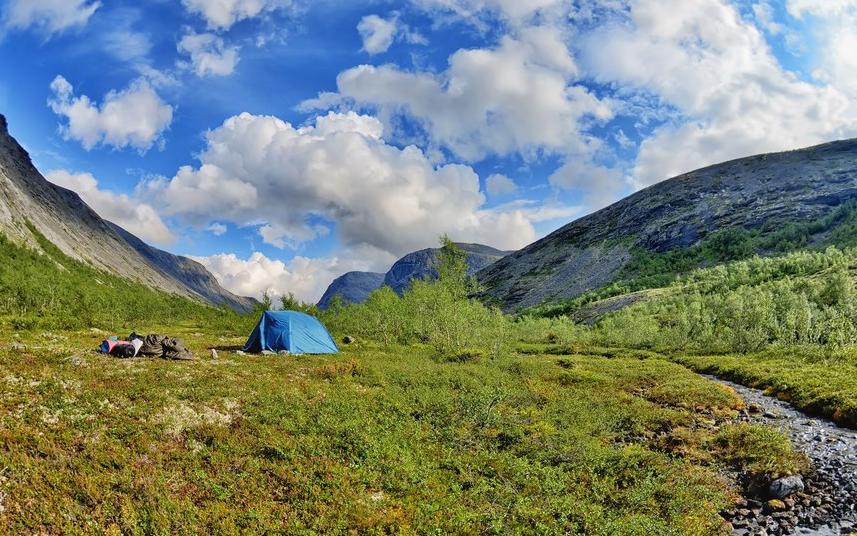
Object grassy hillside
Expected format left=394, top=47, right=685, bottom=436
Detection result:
left=531, top=244, right=857, bottom=426
left=527, top=200, right=857, bottom=319
left=0, top=229, right=253, bottom=333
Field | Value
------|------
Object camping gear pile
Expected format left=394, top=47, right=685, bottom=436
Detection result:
left=243, top=311, right=339, bottom=355
left=99, top=332, right=195, bottom=360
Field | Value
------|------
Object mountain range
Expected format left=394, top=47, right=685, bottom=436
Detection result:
left=0, top=114, right=256, bottom=313
left=6, top=109, right=857, bottom=318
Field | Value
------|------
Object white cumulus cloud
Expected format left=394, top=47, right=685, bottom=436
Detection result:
left=309, top=25, right=612, bottom=162
left=177, top=31, right=240, bottom=77
left=410, top=0, right=565, bottom=27
left=191, top=248, right=394, bottom=303
left=181, top=0, right=295, bottom=30
left=579, top=0, right=857, bottom=188
left=485, top=173, right=517, bottom=196
left=549, top=161, right=626, bottom=212
left=47, top=75, right=173, bottom=152
left=357, top=14, right=397, bottom=54
left=357, top=14, right=427, bottom=55
left=45, top=169, right=175, bottom=245
left=786, top=0, right=857, bottom=18
left=142, top=110, right=555, bottom=261
left=206, top=222, right=227, bottom=236
left=2, top=0, right=100, bottom=36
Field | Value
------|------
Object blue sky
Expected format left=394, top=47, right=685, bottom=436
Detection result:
left=2, top=0, right=856, bottom=301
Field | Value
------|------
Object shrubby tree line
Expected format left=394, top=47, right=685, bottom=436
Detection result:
left=320, top=237, right=509, bottom=359
left=582, top=247, right=857, bottom=354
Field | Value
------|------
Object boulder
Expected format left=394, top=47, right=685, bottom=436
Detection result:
left=769, top=476, right=804, bottom=499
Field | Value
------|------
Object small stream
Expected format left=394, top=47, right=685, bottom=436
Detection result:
left=703, top=375, right=857, bottom=535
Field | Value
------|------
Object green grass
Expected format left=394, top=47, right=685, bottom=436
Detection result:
left=0, top=235, right=820, bottom=534
left=0, top=327, right=805, bottom=535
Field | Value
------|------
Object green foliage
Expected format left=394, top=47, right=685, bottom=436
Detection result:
left=709, top=423, right=807, bottom=477
left=678, top=351, right=857, bottom=428
left=437, top=234, right=475, bottom=299
left=280, top=292, right=319, bottom=315
left=560, top=246, right=857, bottom=354
left=529, top=201, right=857, bottom=319
left=322, top=238, right=509, bottom=359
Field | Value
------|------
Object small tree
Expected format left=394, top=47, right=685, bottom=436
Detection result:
left=258, top=291, right=273, bottom=313
left=280, top=292, right=301, bottom=310
left=437, top=236, right=474, bottom=300
left=280, top=292, right=319, bottom=315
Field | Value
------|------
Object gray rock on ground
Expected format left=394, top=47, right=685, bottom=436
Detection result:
left=769, top=476, right=805, bottom=499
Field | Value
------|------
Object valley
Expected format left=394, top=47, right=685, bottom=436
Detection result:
left=3, top=115, right=857, bottom=534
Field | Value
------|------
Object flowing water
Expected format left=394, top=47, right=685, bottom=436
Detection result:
left=703, top=376, right=857, bottom=535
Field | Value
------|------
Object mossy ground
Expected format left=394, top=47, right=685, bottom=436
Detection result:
left=0, top=328, right=805, bottom=535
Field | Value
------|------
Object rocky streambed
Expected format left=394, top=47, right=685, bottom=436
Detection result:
left=705, top=376, right=857, bottom=535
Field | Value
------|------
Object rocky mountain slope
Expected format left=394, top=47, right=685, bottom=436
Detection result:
left=0, top=114, right=255, bottom=312
left=479, top=138, right=857, bottom=311
left=108, top=223, right=256, bottom=312
left=317, top=271, right=386, bottom=309
left=318, top=243, right=511, bottom=309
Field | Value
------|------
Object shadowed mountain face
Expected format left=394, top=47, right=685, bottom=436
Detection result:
left=478, top=138, right=857, bottom=312
left=317, top=271, right=386, bottom=309
left=384, top=243, right=511, bottom=294
left=0, top=114, right=256, bottom=312
left=108, top=223, right=257, bottom=313
left=317, top=243, right=511, bottom=309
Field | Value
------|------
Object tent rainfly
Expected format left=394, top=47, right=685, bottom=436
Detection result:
left=242, top=310, right=340, bottom=354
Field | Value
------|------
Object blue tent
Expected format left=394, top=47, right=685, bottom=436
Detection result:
left=243, top=311, right=339, bottom=354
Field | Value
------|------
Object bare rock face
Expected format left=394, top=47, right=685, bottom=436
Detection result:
left=108, top=223, right=256, bottom=312
left=479, top=138, right=857, bottom=311
left=0, top=114, right=256, bottom=312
